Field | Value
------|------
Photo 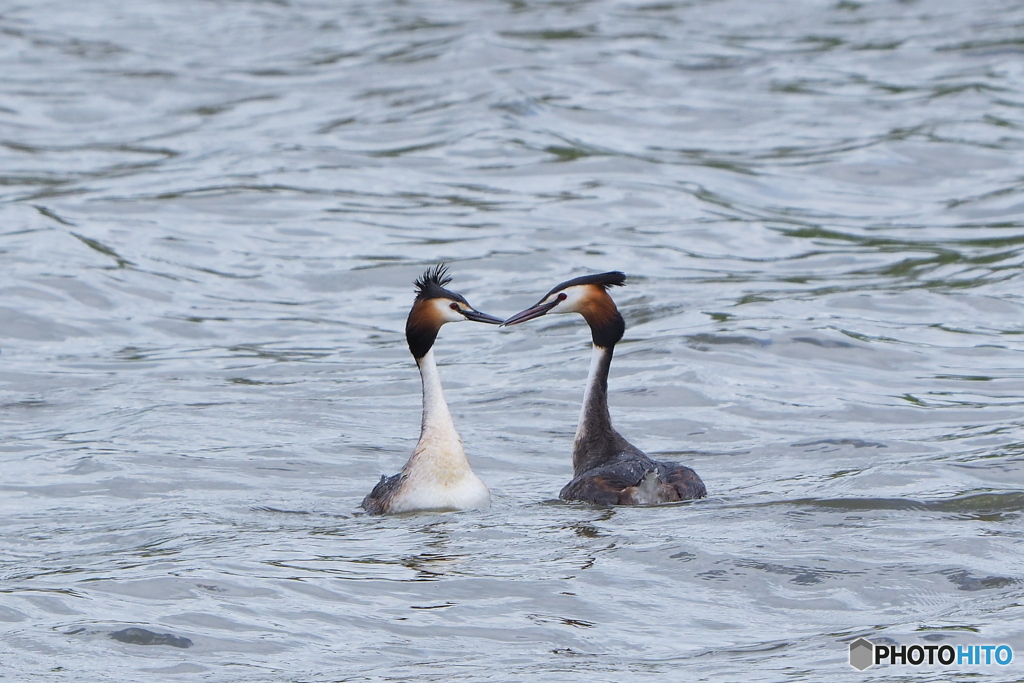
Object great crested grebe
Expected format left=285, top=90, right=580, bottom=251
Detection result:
left=504, top=272, right=707, bottom=505
left=361, top=265, right=502, bottom=515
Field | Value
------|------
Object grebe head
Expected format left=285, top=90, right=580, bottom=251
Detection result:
left=503, top=271, right=626, bottom=347
left=406, top=264, right=502, bottom=358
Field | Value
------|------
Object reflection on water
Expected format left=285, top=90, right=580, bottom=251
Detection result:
left=2, top=0, right=1023, bottom=679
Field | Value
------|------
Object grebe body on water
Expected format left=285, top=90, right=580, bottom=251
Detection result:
left=504, top=272, right=706, bottom=506
left=361, top=265, right=501, bottom=515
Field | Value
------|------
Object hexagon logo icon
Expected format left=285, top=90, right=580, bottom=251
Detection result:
left=849, top=638, right=874, bottom=670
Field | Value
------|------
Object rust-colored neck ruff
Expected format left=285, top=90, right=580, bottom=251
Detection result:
left=578, top=286, right=625, bottom=349
left=406, top=299, right=444, bottom=359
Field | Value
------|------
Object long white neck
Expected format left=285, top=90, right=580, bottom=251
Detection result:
left=574, top=343, right=614, bottom=437
left=412, top=349, right=467, bottom=465
left=382, top=346, right=489, bottom=513
left=576, top=345, right=607, bottom=433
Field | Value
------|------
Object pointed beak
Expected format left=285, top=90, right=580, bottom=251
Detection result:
left=461, top=308, right=504, bottom=325
left=502, top=300, right=559, bottom=326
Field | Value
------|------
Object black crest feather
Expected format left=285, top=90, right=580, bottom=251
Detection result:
left=414, top=263, right=455, bottom=301
left=544, top=271, right=626, bottom=300
left=407, top=263, right=469, bottom=359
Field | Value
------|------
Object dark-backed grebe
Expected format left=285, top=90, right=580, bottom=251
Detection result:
left=361, top=265, right=502, bottom=515
left=503, top=272, right=707, bottom=505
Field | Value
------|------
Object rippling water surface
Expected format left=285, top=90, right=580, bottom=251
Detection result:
left=2, top=0, right=1023, bottom=680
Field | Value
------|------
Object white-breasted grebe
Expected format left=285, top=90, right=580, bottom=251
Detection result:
left=361, top=265, right=502, bottom=515
left=503, top=272, right=707, bottom=505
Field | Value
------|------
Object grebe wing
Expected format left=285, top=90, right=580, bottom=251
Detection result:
left=559, top=457, right=652, bottom=505
left=560, top=456, right=707, bottom=505
left=652, top=460, right=707, bottom=500
left=361, top=472, right=407, bottom=515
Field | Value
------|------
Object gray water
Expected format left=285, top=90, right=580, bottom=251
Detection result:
left=2, top=0, right=1023, bottom=680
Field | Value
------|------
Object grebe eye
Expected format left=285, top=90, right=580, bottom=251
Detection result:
left=449, top=302, right=460, bottom=310
left=557, top=292, right=567, bottom=301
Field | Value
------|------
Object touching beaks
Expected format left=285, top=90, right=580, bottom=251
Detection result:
left=461, top=307, right=504, bottom=325
left=502, top=299, right=559, bottom=327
